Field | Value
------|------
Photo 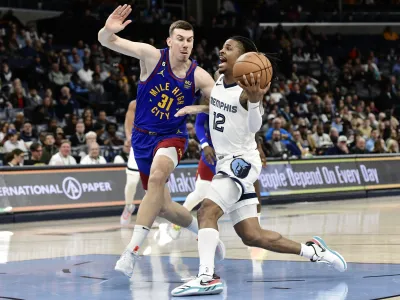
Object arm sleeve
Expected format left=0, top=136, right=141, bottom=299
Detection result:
left=247, top=102, right=263, bottom=133
left=195, top=113, right=209, bottom=146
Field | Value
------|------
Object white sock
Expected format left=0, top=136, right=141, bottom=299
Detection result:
left=125, top=173, right=140, bottom=205
left=127, top=225, right=150, bottom=253
left=198, top=228, right=219, bottom=277
left=185, top=217, right=199, bottom=234
left=257, top=212, right=261, bottom=224
left=183, top=180, right=210, bottom=211
left=300, top=243, right=315, bottom=259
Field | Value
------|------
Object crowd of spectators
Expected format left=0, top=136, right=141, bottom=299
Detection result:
left=0, top=2, right=399, bottom=167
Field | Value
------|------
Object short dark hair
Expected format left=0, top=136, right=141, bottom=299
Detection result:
left=169, top=20, right=193, bottom=36
left=229, top=35, right=278, bottom=80
left=30, top=142, right=41, bottom=152
left=11, top=148, right=24, bottom=158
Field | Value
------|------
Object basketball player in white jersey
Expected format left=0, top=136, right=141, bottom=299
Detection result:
left=119, top=100, right=141, bottom=226
left=171, top=36, right=347, bottom=297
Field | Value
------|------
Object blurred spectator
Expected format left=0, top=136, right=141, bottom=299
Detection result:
left=70, top=122, right=86, bottom=147
left=78, top=131, right=97, bottom=158
left=80, top=142, right=107, bottom=164
left=8, top=86, right=28, bottom=108
left=96, top=110, right=109, bottom=127
left=331, top=113, right=343, bottom=133
left=366, top=129, right=379, bottom=152
left=20, top=121, right=37, bottom=142
left=24, top=142, right=45, bottom=166
left=182, top=139, right=200, bottom=160
left=265, top=118, right=292, bottom=144
left=372, top=138, right=387, bottom=154
left=49, top=140, right=77, bottom=165
left=312, top=125, right=332, bottom=148
left=187, top=122, right=199, bottom=143
left=41, top=134, right=57, bottom=164
left=326, top=135, right=350, bottom=155
left=267, top=130, right=288, bottom=157
left=114, top=140, right=130, bottom=163
left=6, top=148, right=24, bottom=167
left=55, top=95, right=74, bottom=121
left=48, top=63, right=65, bottom=87
left=78, top=63, right=94, bottom=85
left=83, top=116, right=94, bottom=133
left=3, top=130, right=27, bottom=153
left=351, top=137, right=368, bottom=154
left=387, top=139, right=399, bottom=153
left=104, top=123, right=124, bottom=146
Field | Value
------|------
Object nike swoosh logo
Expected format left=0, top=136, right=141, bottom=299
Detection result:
left=233, top=155, right=242, bottom=158
left=200, top=280, right=212, bottom=286
left=216, top=83, right=222, bottom=86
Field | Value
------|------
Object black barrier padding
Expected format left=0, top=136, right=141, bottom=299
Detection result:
left=11, top=206, right=123, bottom=223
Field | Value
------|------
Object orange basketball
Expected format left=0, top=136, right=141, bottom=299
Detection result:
left=233, top=52, right=273, bottom=89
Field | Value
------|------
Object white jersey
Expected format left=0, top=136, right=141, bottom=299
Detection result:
left=209, top=75, right=258, bottom=157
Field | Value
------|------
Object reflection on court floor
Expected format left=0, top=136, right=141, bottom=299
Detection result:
left=1, top=196, right=400, bottom=299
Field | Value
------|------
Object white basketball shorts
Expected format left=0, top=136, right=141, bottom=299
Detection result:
left=205, top=151, right=261, bottom=225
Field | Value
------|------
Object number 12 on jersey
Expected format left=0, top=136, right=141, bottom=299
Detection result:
left=213, top=112, right=225, bottom=132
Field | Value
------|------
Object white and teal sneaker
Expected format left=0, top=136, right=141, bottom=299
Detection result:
left=307, top=236, right=347, bottom=272
left=171, top=274, right=224, bottom=297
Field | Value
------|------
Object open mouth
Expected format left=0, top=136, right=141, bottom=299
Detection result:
left=219, top=56, right=227, bottom=67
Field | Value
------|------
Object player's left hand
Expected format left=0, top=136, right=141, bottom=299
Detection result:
left=237, top=73, right=271, bottom=103
left=203, top=146, right=216, bottom=165
left=175, top=105, right=208, bottom=117
left=258, top=148, right=267, bottom=168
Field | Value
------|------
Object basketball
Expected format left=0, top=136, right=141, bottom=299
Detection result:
left=233, top=52, right=273, bottom=89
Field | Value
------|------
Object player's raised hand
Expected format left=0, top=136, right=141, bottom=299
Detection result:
left=104, top=4, right=132, bottom=34
left=203, top=146, right=216, bottom=165
left=237, top=73, right=271, bottom=103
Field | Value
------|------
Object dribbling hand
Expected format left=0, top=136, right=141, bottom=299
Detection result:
left=237, top=73, right=271, bottom=103
left=104, top=4, right=132, bottom=34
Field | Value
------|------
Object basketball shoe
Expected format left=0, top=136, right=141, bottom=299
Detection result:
left=171, top=274, right=224, bottom=297
left=120, top=204, right=136, bottom=226
left=115, top=239, right=226, bottom=278
left=168, top=223, right=182, bottom=240
left=115, top=249, right=140, bottom=277
left=306, top=236, right=347, bottom=272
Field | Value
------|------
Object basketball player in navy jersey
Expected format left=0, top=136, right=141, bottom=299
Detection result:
left=98, top=5, right=225, bottom=277
left=172, top=36, right=346, bottom=297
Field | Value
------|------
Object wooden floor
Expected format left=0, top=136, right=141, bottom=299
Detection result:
left=1, top=196, right=400, bottom=299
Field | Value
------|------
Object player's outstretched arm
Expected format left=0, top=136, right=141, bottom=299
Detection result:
left=124, top=100, right=136, bottom=143
left=175, top=67, right=215, bottom=117
left=98, top=4, right=160, bottom=63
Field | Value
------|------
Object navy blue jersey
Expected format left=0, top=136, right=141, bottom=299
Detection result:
left=134, top=48, right=198, bottom=136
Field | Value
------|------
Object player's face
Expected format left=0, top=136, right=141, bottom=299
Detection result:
left=168, top=29, right=194, bottom=62
left=218, top=39, right=242, bottom=74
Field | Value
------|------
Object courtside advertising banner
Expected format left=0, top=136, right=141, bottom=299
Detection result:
left=0, top=164, right=198, bottom=213
left=259, top=156, right=400, bottom=196
left=1, top=156, right=400, bottom=212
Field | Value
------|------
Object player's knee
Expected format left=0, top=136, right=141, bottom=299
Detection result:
left=148, top=170, right=168, bottom=187
left=197, top=199, right=222, bottom=223
left=240, top=229, right=263, bottom=247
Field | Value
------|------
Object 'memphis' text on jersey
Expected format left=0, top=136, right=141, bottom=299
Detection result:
left=210, top=96, right=238, bottom=113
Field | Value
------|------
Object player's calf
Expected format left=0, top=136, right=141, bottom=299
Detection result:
left=197, top=199, right=224, bottom=229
